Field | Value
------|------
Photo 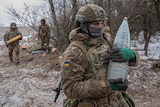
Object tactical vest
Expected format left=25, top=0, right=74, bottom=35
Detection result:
left=64, top=29, right=135, bottom=107
left=5, top=29, right=20, bottom=46
left=39, top=25, right=49, bottom=34
left=7, top=29, right=19, bottom=40
left=70, top=34, right=112, bottom=81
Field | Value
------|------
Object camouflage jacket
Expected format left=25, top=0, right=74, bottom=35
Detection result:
left=3, top=27, right=22, bottom=46
left=60, top=28, right=139, bottom=106
left=38, top=24, right=50, bottom=37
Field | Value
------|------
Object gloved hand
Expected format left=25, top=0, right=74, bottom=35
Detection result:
left=109, top=78, right=128, bottom=91
left=110, top=48, right=135, bottom=62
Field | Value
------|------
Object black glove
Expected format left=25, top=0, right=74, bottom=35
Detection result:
left=110, top=48, right=126, bottom=62
left=109, top=78, right=128, bottom=91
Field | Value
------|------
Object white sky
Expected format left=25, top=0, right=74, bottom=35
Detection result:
left=0, top=0, right=43, bottom=27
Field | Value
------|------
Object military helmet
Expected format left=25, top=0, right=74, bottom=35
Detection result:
left=41, top=18, right=46, bottom=24
left=76, top=4, right=107, bottom=23
left=41, top=18, right=45, bottom=21
left=10, top=22, right=16, bottom=27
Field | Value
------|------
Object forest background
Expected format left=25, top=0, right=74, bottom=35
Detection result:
left=5, top=0, right=160, bottom=54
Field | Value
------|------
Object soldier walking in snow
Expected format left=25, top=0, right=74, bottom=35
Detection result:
left=3, top=22, right=22, bottom=64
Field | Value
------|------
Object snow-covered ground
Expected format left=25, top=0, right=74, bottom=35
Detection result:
left=131, top=31, right=160, bottom=60
left=0, top=29, right=160, bottom=107
left=0, top=30, right=65, bottom=107
left=129, top=31, right=160, bottom=107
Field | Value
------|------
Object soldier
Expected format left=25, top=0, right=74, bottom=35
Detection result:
left=38, top=18, right=51, bottom=52
left=60, top=4, right=139, bottom=107
left=3, top=22, right=22, bottom=64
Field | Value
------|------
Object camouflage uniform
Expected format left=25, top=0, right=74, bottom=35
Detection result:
left=3, top=22, right=22, bottom=63
left=60, top=4, right=139, bottom=107
left=38, top=18, right=51, bottom=50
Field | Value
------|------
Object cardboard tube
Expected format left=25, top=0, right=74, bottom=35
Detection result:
left=7, top=35, right=22, bottom=45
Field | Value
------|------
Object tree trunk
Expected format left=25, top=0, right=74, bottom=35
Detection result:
left=154, top=0, right=160, bottom=27
left=144, top=32, right=151, bottom=56
left=48, top=0, right=62, bottom=52
left=143, top=1, right=153, bottom=56
left=67, top=0, right=78, bottom=30
left=107, top=0, right=111, bottom=27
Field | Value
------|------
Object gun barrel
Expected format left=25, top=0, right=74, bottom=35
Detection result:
left=54, top=89, right=60, bottom=102
left=54, top=78, right=62, bottom=102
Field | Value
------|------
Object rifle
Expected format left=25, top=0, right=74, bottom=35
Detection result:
left=54, top=77, right=62, bottom=102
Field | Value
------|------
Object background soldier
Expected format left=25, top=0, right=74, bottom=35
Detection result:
left=3, top=22, right=22, bottom=64
left=60, top=4, right=139, bottom=107
left=38, top=18, right=51, bottom=52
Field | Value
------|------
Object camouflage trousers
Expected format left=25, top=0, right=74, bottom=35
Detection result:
left=8, top=45, right=20, bottom=62
left=40, top=34, right=50, bottom=50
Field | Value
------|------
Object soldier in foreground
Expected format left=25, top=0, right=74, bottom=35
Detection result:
left=38, top=18, right=51, bottom=52
left=60, top=4, right=139, bottom=107
left=4, top=22, right=22, bottom=64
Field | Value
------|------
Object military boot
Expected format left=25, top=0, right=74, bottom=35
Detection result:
left=15, top=58, right=20, bottom=64
left=9, top=54, right=13, bottom=63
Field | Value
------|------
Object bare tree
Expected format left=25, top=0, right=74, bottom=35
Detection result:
left=154, top=0, right=160, bottom=27
left=6, top=0, right=160, bottom=53
left=67, top=0, right=78, bottom=30
left=61, top=0, right=78, bottom=44
left=135, top=0, right=157, bottom=56
left=107, top=0, right=111, bottom=27
left=6, top=3, right=40, bottom=31
left=48, top=0, right=62, bottom=51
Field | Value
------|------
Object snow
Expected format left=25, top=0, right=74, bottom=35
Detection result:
left=23, top=35, right=33, bottom=40
left=0, top=29, right=160, bottom=106
left=131, top=31, right=160, bottom=60
left=128, top=31, right=160, bottom=106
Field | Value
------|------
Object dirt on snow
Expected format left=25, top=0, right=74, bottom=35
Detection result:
left=0, top=36, right=160, bottom=107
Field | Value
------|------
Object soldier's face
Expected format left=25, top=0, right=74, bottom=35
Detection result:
left=41, top=21, right=45, bottom=24
left=88, top=20, right=104, bottom=38
left=11, top=25, right=16, bottom=29
left=90, top=20, right=104, bottom=28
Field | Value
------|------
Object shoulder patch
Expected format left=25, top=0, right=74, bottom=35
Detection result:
left=64, top=61, right=70, bottom=75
